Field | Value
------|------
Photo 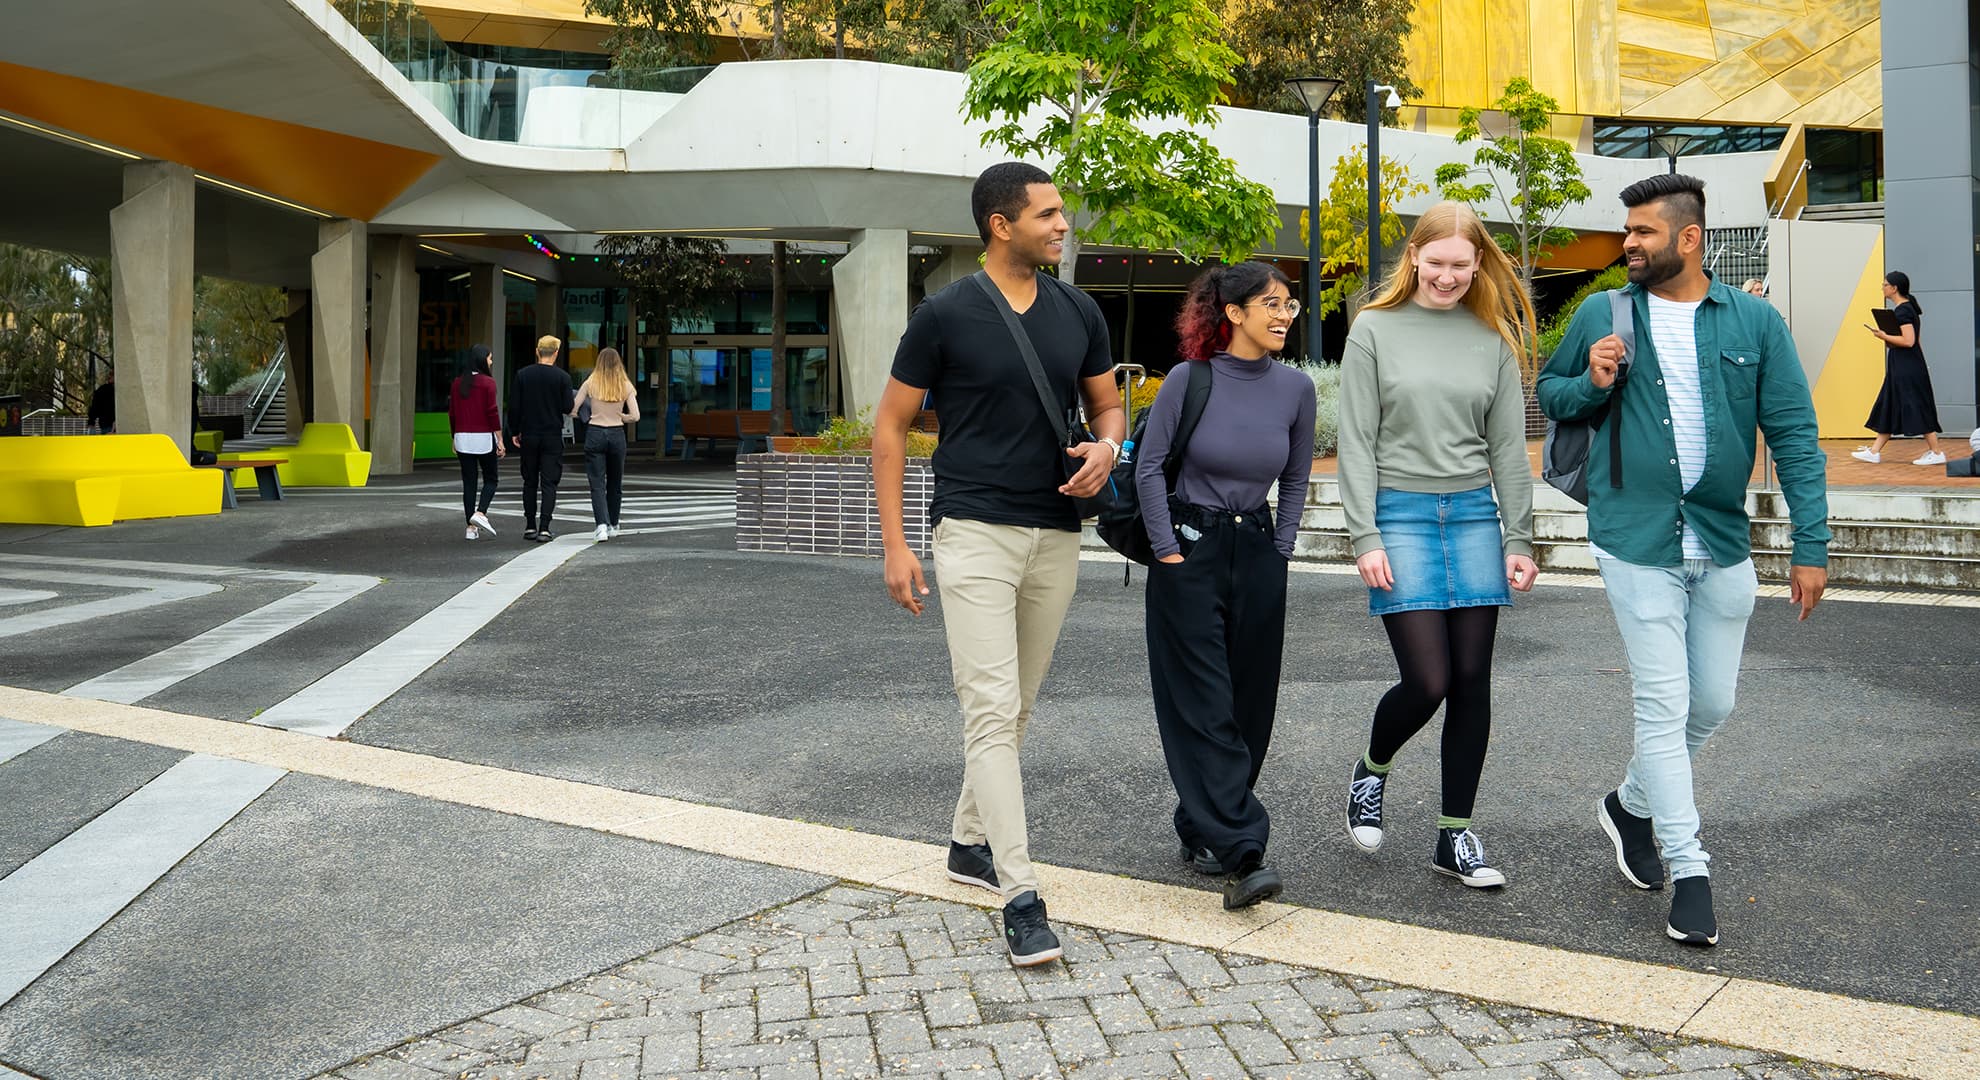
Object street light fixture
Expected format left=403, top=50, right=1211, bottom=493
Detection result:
left=1285, top=77, right=1342, bottom=363
left=1652, top=132, right=1696, bottom=175
left=1365, top=83, right=1403, bottom=297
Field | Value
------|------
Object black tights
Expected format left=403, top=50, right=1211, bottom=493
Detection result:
left=1366, top=606, right=1500, bottom=821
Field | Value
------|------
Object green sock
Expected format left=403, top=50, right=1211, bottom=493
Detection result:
left=1361, top=752, right=1392, bottom=776
left=1437, top=816, right=1471, bottom=831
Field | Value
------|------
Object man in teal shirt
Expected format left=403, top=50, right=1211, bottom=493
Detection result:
left=1538, top=174, right=1829, bottom=948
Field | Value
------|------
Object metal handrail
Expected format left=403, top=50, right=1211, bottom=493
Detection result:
left=246, top=344, right=287, bottom=434
left=1767, top=160, right=1810, bottom=220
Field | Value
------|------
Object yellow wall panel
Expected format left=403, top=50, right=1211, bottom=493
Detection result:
left=1775, top=58, right=1842, bottom=103
left=1705, top=78, right=1800, bottom=121
left=1713, top=29, right=1759, bottom=58
left=1528, top=0, right=1581, bottom=111
left=1619, top=76, right=1668, bottom=111
left=1631, top=76, right=1728, bottom=120
left=1809, top=231, right=1886, bottom=439
left=1616, top=12, right=1719, bottom=58
left=1442, top=0, right=1491, bottom=108
left=1620, top=0, right=1712, bottom=21
left=1699, top=52, right=1770, bottom=100
left=1620, top=43, right=1719, bottom=84
left=1405, top=0, right=1447, bottom=107
left=1787, top=81, right=1874, bottom=126
left=1702, top=0, right=1799, bottom=40
left=1485, top=0, right=1533, bottom=101
left=1574, top=0, right=1623, bottom=114
left=1814, top=24, right=1882, bottom=81
left=1749, top=29, right=1815, bottom=75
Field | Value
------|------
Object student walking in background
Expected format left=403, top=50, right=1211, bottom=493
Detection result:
left=572, top=347, right=640, bottom=542
left=509, top=335, right=576, bottom=542
left=1137, top=261, right=1314, bottom=911
left=450, top=344, right=504, bottom=540
left=1854, top=271, right=1945, bottom=466
left=1337, top=201, right=1539, bottom=890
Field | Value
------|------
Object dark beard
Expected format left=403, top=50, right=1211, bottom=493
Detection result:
left=1626, top=242, right=1684, bottom=288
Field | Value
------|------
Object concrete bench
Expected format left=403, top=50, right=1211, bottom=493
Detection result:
left=0, top=434, right=223, bottom=527
left=216, top=422, right=371, bottom=488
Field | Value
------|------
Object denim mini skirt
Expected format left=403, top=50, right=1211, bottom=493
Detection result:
left=1368, top=485, right=1511, bottom=616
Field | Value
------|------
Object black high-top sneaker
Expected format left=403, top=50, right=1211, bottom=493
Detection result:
left=1001, top=890, right=1063, bottom=967
left=1433, top=827, right=1508, bottom=888
left=1222, top=851, right=1283, bottom=910
left=1598, top=791, right=1666, bottom=890
left=1667, top=876, right=1719, bottom=946
left=1346, top=760, right=1387, bottom=852
left=944, top=841, right=998, bottom=894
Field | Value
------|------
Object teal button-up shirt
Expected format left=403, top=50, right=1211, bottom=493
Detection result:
left=1536, top=277, right=1831, bottom=568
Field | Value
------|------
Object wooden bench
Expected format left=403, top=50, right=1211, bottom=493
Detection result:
left=679, top=409, right=779, bottom=459
left=197, top=458, right=285, bottom=509
left=0, top=434, right=222, bottom=526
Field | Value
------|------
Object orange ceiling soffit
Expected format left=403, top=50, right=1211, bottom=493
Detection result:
left=1539, top=232, right=1625, bottom=272
left=0, top=60, right=441, bottom=221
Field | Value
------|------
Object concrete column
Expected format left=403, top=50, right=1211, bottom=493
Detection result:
left=110, top=160, right=194, bottom=455
left=467, top=263, right=506, bottom=387
left=311, top=219, right=368, bottom=445
left=535, top=283, right=563, bottom=352
left=831, top=229, right=909, bottom=419
left=919, top=246, right=983, bottom=297
left=369, top=234, right=419, bottom=474
left=1881, top=0, right=1977, bottom=432
left=282, top=291, right=311, bottom=440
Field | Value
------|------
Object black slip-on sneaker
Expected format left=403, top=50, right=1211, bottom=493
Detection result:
left=944, top=841, right=999, bottom=894
left=1179, top=844, right=1227, bottom=876
left=1667, top=876, right=1719, bottom=946
left=1223, top=856, right=1283, bottom=910
left=1598, top=791, right=1666, bottom=891
left=1002, top=890, right=1063, bottom=967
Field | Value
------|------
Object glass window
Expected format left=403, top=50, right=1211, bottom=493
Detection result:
left=1593, top=121, right=1788, bottom=159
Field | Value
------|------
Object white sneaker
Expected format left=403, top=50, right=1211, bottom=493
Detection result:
left=1913, top=450, right=1947, bottom=466
left=608, top=525, right=624, bottom=538
left=464, top=525, right=479, bottom=540
left=471, top=511, right=497, bottom=536
left=1850, top=447, right=1881, bottom=463
left=593, top=524, right=610, bottom=542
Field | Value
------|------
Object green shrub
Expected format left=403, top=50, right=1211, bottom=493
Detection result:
left=1292, top=361, right=1343, bottom=457
left=1536, top=266, right=1628, bottom=360
left=795, top=409, right=935, bottom=457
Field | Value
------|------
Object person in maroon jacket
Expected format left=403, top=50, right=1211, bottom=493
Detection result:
left=450, top=344, right=505, bottom=540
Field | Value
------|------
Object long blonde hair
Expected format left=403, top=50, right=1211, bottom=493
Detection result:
left=1362, top=201, right=1538, bottom=376
left=582, top=347, right=635, bottom=403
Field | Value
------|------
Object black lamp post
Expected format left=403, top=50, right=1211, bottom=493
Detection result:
left=1653, top=132, right=1696, bottom=175
left=1284, top=76, right=1342, bottom=362
left=1364, top=82, right=1403, bottom=297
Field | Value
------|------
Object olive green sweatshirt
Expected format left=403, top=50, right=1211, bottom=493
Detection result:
left=1338, top=301, right=1535, bottom=559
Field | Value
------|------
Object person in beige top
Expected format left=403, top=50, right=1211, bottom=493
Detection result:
left=571, top=347, right=641, bottom=542
left=1336, top=201, right=1539, bottom=890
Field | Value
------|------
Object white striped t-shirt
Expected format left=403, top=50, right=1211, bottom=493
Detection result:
left=1589, top=293, right=1710, bottom=562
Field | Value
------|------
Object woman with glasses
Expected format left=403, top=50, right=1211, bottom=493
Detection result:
left=1136, top=261, right=1316, bottom=911
left=1338, top=201, right=1538, bottom=889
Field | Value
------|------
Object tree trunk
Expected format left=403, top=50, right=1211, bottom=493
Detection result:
left=770, top=0, right=786, bottom=58
left=834, top=3, right=846, bottom=58
left=1058, top=230, right=1081, bottom=285
left=769, top=240, right=789, bottom=433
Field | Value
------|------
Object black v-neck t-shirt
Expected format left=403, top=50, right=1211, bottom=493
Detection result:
left=891, top=275, right=1113, bottom=530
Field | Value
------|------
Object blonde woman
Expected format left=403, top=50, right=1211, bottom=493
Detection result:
left=571, top=347, right=641, bottom=542
left=1337, top=201, right=1539, bottom=889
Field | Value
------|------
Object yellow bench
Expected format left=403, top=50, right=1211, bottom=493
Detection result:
left=217, top=422, right=372, bottom=488
left=0, top=434, right=223, bottom=527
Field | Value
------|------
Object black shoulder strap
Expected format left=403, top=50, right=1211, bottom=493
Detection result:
left=1605, top=289, right=1633, bottom=491
left=1162, top=360, right=1214, bottom=488
left=971, top=270, right=1071, bottom=444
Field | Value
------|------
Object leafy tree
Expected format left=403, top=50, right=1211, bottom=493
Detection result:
left=1434, top=78, right=1592, bottom=293
left=871, top=0, right=997, bottom=70
left=0, top=244, right=111, bottom=411
left=1227, top=0, right=1421, bottom=122
left=584, top=0, right=724, bottom=72
left=1298, top=147, right=1428, bottom=319
left=962, top=0, right=1280, bottom=284
left=193, top=278, right=286, bottom=394
left=596, top=234, right=744, bottom=446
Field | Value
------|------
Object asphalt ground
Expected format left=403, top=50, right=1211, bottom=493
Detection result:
left=0, top=455, right=1973, bottom=1053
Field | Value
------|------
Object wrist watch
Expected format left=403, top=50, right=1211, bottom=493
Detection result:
left=1098, top=437, right=1121, bottom=461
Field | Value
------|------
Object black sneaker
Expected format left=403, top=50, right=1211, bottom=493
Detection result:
left=1433, top=827, right=1507, bottom=888
left=1179, top=844, right=1227, bottom=876
left=945, top=841, right=999, bottom=894
left=1222, top=852, right=1283, bottom=910
left=536, top=529, right=555, bottom=543
left=1667, top=876, right=1719, bottom=946
left=1001, top=890, right=1063, bottom=967
left=1346, top=760, right=1386, bottom=852
left=1598, top=791, right=1665, bottom=891
left=524, top=527, right=539, bottom=541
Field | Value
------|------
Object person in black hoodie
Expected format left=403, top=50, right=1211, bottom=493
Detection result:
left=508, top=335, right=577, bottom=541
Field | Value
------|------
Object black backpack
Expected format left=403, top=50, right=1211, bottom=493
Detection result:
left=1540, top=289, right=1634, bottom=504
left=1095, top=360, right=1213, bottom=566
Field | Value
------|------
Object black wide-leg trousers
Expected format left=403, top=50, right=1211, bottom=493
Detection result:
left=1145, top=502, right=1289, bottom=869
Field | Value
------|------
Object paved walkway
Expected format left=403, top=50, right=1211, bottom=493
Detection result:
left=1307, top=438, right=1976, bottom=490
left=318, top=887, right=1852, bottom=1080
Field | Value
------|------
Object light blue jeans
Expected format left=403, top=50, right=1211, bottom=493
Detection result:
left=1596, top=556, right=1758, bottom=881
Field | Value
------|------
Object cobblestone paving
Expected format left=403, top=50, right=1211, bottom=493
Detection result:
left=319, top=886, right=1883, bottom=1080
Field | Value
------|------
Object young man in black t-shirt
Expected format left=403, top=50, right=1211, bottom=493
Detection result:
left=507, top=335, right=577, bottom=541
left=874, top=162, right=1124, bottom=967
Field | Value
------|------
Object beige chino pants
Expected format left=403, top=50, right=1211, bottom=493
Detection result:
left=931, top=516, right=1082, bottom=899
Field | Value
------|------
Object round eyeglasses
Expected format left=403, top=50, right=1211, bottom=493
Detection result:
left=1244, top=298, right=1302, bottom=318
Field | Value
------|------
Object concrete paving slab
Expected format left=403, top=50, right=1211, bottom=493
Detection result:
left=0, top=772, right=826, bottom=1080
left=0, top=730, right=181, bottom=877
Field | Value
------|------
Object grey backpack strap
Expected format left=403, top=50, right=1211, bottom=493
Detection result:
left=1604, top=289, right=1633, bottom=491
left=972, top=270, right=1072, bottom=446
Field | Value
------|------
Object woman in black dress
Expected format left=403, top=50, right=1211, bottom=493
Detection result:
left=1853, top=271, right=1945, bottom=466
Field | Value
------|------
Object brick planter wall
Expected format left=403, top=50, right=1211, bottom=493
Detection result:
left=736, top=452, right=935, bottom=558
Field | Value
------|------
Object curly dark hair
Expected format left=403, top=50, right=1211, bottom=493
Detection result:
left=1175, top=262, right=1294, bottom=362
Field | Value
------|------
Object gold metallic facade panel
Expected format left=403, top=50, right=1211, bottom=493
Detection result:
left=1400, top=0, right=1881, bottom=128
